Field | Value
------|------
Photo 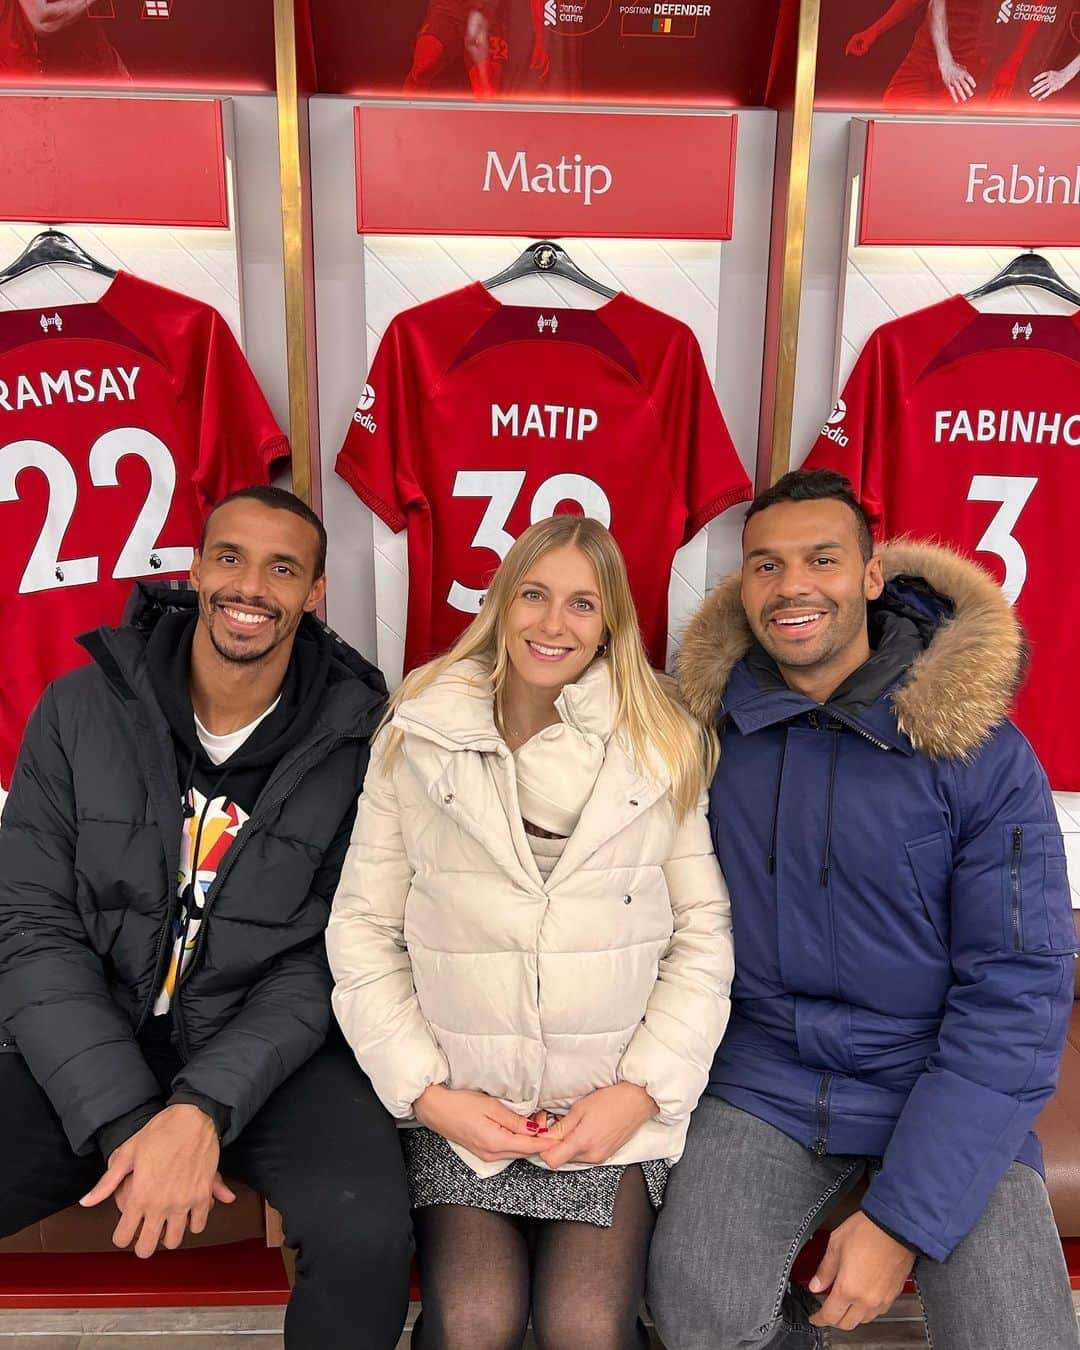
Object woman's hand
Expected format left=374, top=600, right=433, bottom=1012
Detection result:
left=539, top=1083, right=659, bottom=1169
left=414, top=1085, right=553, bottom=1164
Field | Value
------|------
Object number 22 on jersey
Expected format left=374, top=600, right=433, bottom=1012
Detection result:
left=0, top=428, right=191, bottom=594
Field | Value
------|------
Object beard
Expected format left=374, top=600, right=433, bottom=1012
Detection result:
left=201, top=590, right=294, bottom=666
left=754, top=596, right=867, bottom=672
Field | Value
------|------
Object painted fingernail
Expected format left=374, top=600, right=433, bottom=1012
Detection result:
left=526, top=1120, right=539, bottom=1132
left=538, top=1127, right=549, bottom=1134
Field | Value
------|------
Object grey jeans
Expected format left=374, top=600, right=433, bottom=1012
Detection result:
left=648, top=1096, right=1079, bottom=1350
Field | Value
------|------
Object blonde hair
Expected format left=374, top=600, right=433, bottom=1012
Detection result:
left=379, top=516, right=717, bottom=820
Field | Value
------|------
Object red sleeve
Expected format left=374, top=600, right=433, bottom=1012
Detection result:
left=653, top=329, right=751, bottom=545
left=804, top=333, right=889, bottom=539
left=192, top=310, right=288, bottom=511
left=0, top=0, right=37, bottom=70
left=334, top=318, right=425, bottom=534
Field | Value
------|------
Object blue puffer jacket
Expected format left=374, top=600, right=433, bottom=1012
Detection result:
left=677, top=541, right=1075, bottom=1262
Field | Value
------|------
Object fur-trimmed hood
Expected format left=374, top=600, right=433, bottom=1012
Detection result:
left=677, top=540, right=1025, bottom=761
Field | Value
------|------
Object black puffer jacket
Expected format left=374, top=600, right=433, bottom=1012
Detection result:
left=0, top=585, right=386, bottom=1156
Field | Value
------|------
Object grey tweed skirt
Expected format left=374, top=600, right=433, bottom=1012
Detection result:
left=403, top=1126, right=669, bottom=1228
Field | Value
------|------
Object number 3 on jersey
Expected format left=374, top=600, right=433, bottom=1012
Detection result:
left=967, top=474, right=1037, bottom=606
left=448, top=469, right=612, bottom=613
left=0, top=428, right=192, bottom=594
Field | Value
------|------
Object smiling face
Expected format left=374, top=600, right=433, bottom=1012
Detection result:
left=503, top=544, right=606, bottom=695
left=741, top=498, right=884, bottom=698
left=191, top=498, right=326, bottom=666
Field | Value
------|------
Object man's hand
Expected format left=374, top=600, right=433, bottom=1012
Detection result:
left=413, top=1085, right=552, bottom=1164
left=80, top=1104, right=234, bottom=1259
left=846, top=28, right=878, bottom=57
left=1030, top=67, right=1072, bottom=100
left=15, top=0, right=89, bottom=36
left=808, top=1211, right=915, bottom=1332
left=938, top=55, right=977, bottom=102
left=530, top=37, right=551, bottom=81
left=539, top=1083, right=658, bottom=1169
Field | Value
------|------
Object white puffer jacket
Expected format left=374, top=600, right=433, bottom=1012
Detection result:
left=327, top=659, right=734, bottom=1177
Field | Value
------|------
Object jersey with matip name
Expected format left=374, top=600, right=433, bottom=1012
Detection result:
left=805, top=295, right=1080, bottom=788
left=0, top=271, right=287, bottom=785
left=336, top=282, right=751, bottom=672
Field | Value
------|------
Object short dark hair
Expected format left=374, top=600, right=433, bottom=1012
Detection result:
left=744, top=469, right=875, bottom=562
left=199, top=486, right=328, bottom=579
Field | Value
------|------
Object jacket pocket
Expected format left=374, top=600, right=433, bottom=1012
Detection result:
left=1002, top=823, right=1077, bottom=955
left=904, top=832, right=952, bottom=951
left=0, top=1023, right=17, bottom=1053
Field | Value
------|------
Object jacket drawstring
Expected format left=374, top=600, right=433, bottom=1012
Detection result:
left=820, top=728, right=840, bottom=887
left=767, top=736, right=789, bottom=875
left=181, top=751, right=198, bottom=819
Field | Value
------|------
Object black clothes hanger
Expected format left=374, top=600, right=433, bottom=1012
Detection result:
left=483, top=239, right=617, bottom=300
left=0, top=229, right=116, bottom=287
left=966, top=249, right=1080, bottom=307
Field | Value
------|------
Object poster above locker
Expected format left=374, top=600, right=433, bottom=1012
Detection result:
left=310, top=0, right=778, bottom=105
left=809, top=0, right=1080, bottom=115
left=0, top=0, right=279, bottom=90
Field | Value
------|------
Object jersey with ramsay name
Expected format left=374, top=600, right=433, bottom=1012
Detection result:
left=0, top=271, right=288, bottom=786
left=336, top=283, right=751, bottom=672
left=804, top=295, right=1080, bottom=788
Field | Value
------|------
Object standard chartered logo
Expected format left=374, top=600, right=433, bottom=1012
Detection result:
left=544, top=0, right=557, bottom=23
left=997, top=1, right=1058, bottom=20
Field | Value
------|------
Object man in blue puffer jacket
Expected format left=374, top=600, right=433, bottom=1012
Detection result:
left=649, top=469, right=1078, bottom=1349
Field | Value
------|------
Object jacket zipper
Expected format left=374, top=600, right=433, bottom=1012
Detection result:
left=1010, top=825, right=1024, bottom=951
left=807, top=708, right=891, bottom=753
left=167, top=794, right=216, bottom=1054
left=811, top=1072, right=832, bottom=1156
left=140, top=893, right=178, bottom=1033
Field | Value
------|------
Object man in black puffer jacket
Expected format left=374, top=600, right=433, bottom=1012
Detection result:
left=0, top=487, right=411, bottom=1350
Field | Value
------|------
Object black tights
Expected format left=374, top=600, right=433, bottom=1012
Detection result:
left=411, top=1166, right=654, bottom=1350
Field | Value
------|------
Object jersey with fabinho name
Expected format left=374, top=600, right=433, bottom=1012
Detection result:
left=336, top=282, right=751, bottom=672
left=0, top=271, right=287, bottom=785
left=805, top=295, right=1080, bottom=788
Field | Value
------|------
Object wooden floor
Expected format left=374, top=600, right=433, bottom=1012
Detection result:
left=0, top=1296, right=955, bottom=1348
left=0, top=1296, right=1075, bottom=1348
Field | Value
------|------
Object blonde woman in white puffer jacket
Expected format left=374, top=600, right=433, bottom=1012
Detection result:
left=328, top=516, right=733, bottom=1350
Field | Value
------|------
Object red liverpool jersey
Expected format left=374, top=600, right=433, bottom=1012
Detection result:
left=336, top=283, right=750, bottom=672
left=805, top=295, right=1080, bottom=788
left=0, top=271, right=287, bottom=785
